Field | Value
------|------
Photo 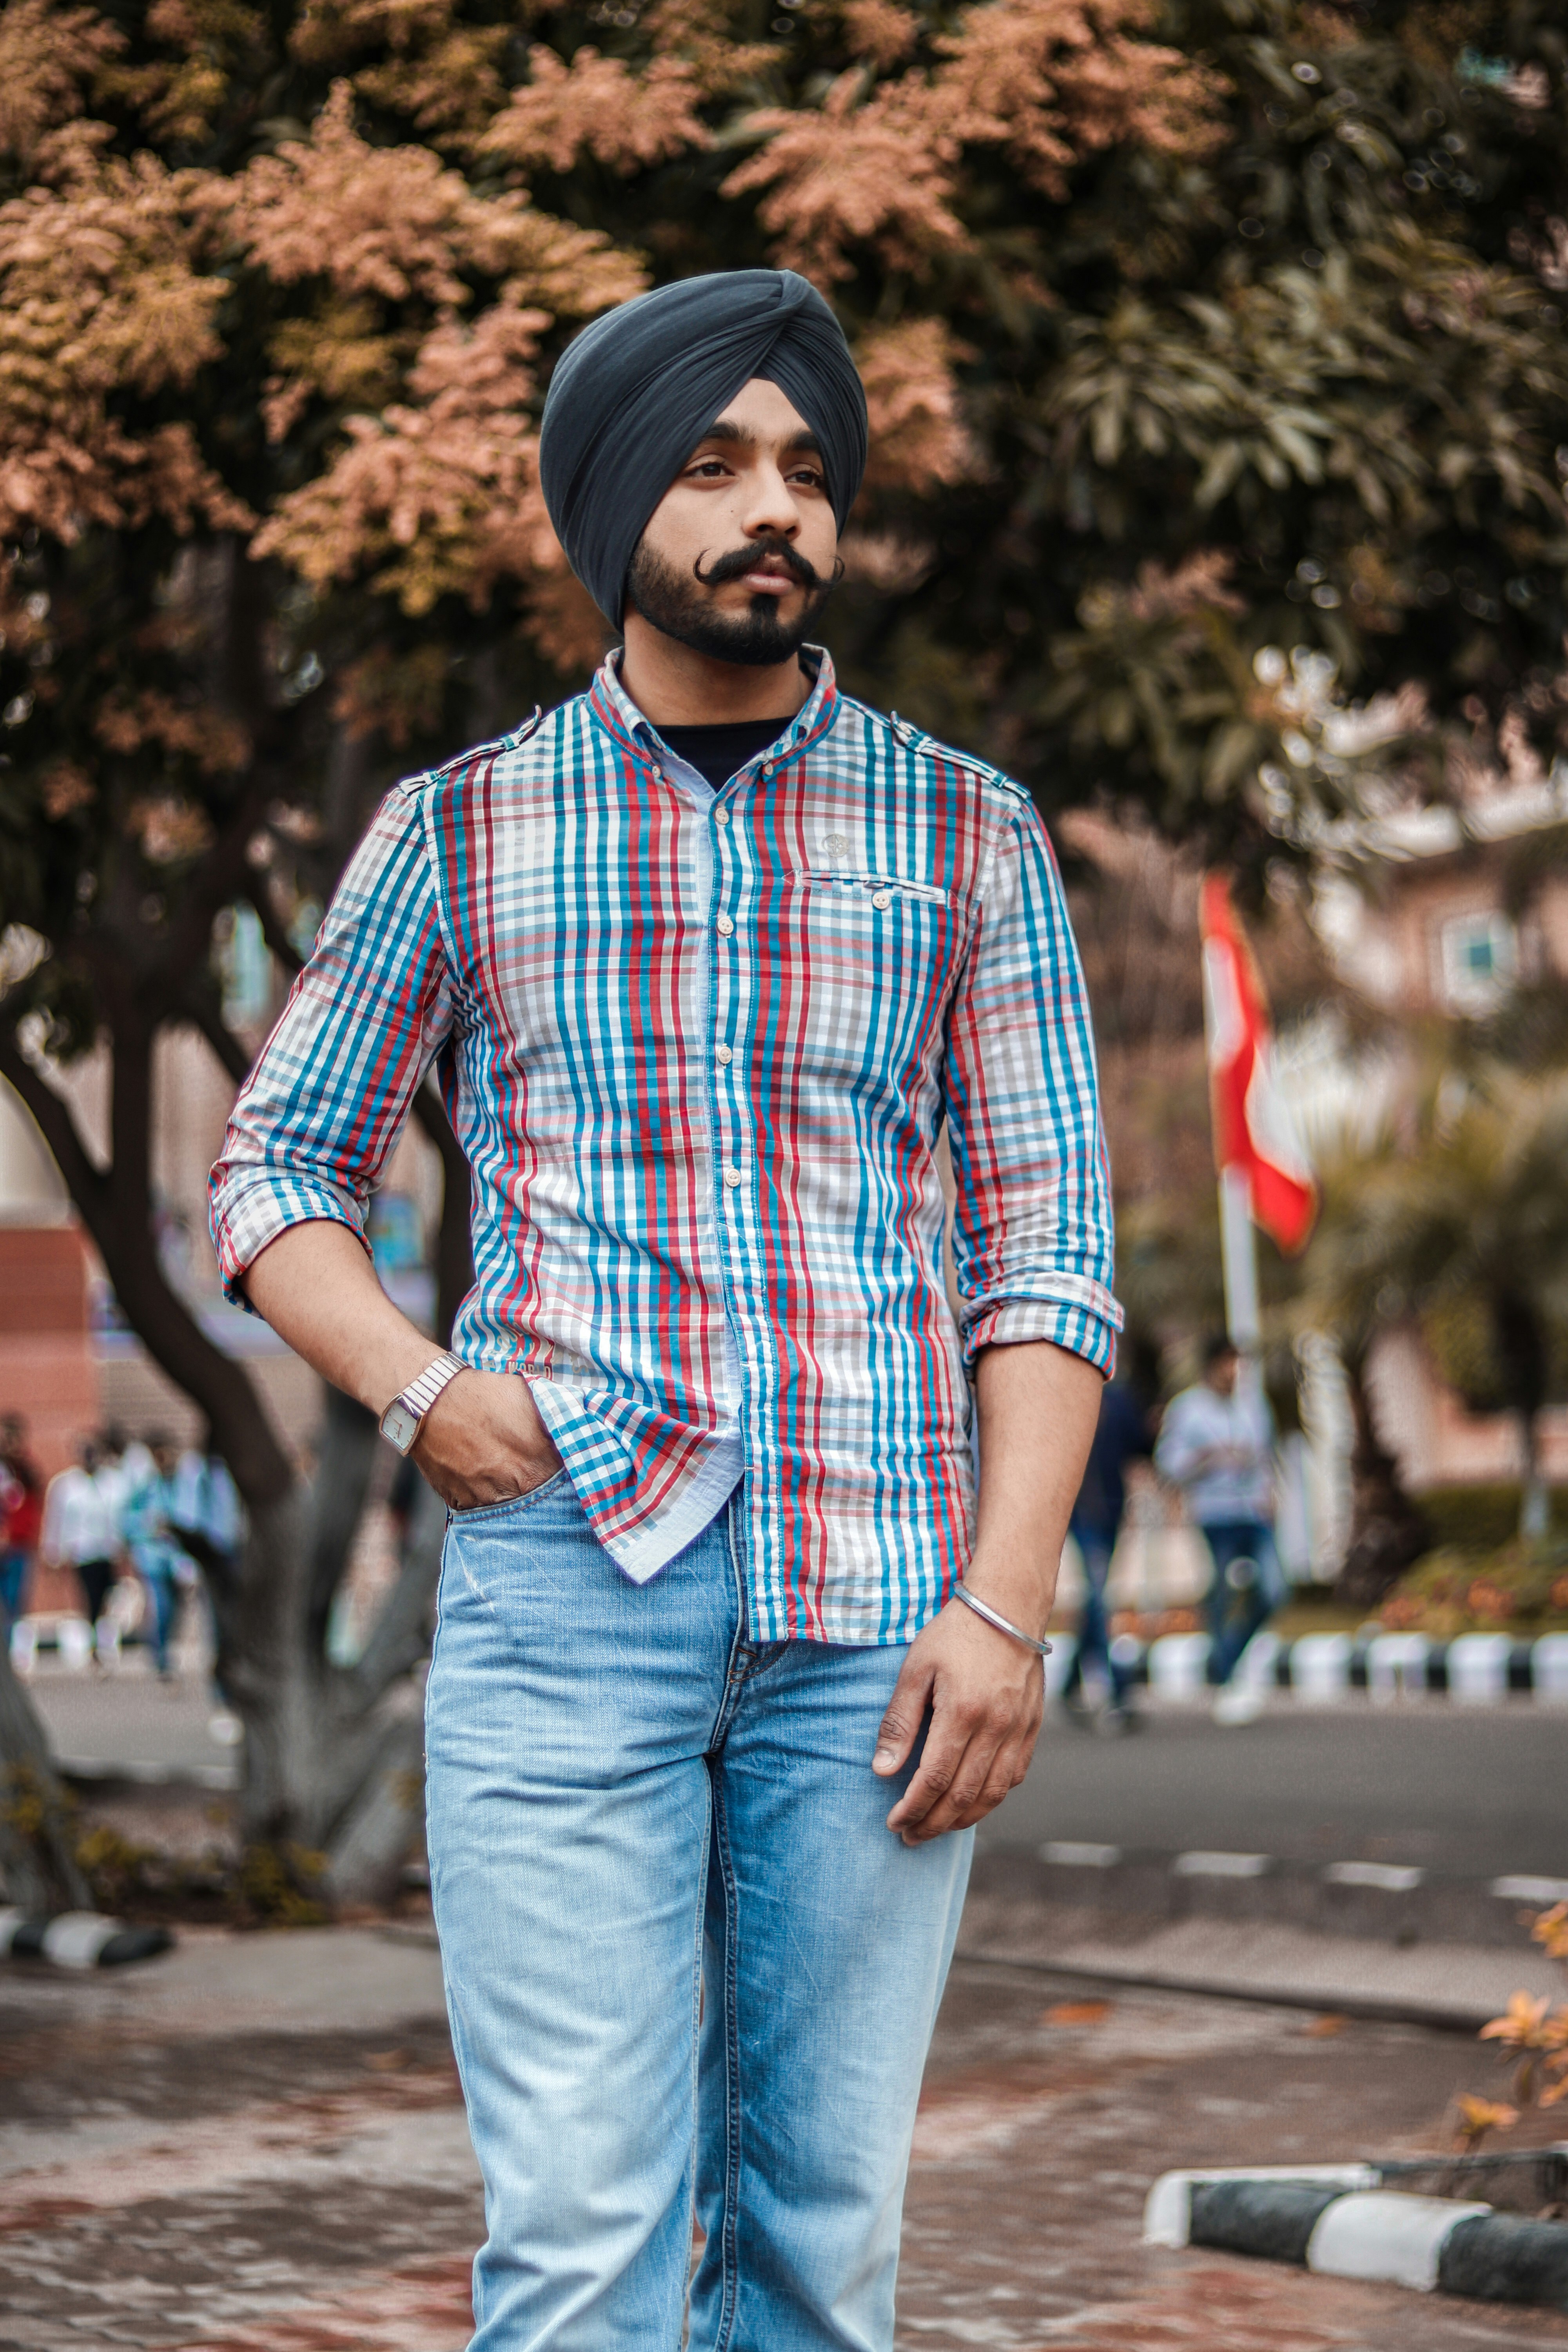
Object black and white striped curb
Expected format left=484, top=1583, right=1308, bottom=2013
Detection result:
left=1146, top=2166, right=1568, bottom=2312
left=1066, top=1626, right=1568, bottom=1704
left=0, top=1908, right=174, bottom=1969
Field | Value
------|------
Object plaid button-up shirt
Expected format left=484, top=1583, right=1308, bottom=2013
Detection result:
left=210, top=650, right=1120, bottom=1643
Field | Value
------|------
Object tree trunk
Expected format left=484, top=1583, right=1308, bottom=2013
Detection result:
left=0, top=1647, right=91, bottom=1914
left=1334, top=1345, right=1430, bottom=1611
left=222, top=1402, right=445, bottom=1907
left=1519, top=1410, right=1550, bottom=1542
left=1492, top=1289, right=1551, bottom=1545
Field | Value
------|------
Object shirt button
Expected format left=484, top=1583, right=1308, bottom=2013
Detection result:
left=714, top=807, right=730, bottom=827
left=716, top=1044, right=733, bottom=1065
left=762, top=762, right=774, bottom=776
left=872, top=889, right=892, bottom=910
left=723, top=1165, right=742, bottom=1188
left=717, top=915, right=734, bottom=936
left=652, top=768, right=664, bottom=782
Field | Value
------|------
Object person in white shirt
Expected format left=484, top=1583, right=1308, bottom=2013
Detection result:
left=40, top=1434, right=121, bottom=1630
left=1154, top=1334, right=1285, bottom=1725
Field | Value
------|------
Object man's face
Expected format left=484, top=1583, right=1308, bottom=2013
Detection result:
left=1205, top=1350, right=1240, bottom=1397
left=624, top=377, right=839, bottom=668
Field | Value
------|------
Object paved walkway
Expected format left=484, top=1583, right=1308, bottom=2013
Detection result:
left=2, top=1927, right=1564, bottom=2349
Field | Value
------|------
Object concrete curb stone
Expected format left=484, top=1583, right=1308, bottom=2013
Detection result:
left=0, top=1906, right=174, bottom=1968
left=1146, top=2170, right=1568, bottom=2313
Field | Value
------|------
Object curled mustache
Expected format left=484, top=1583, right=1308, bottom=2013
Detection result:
left=693, top=537, right=842, bottom=592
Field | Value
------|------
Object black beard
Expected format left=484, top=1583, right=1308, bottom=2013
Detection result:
left=624, top=535, right=835, bottom=668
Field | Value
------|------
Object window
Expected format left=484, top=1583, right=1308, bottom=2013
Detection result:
left=1437, top=910, right=1514, bottom=1013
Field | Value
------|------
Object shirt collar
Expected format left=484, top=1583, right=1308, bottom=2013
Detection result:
left=588, top=644, right=840, bottom=773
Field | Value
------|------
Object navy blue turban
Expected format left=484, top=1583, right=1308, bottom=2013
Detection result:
left=539, top=270, right=868, bottom=628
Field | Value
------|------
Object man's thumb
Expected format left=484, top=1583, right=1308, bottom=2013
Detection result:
left=873, top=1666, right=927, bottom=1774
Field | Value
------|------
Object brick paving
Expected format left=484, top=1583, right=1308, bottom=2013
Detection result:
left=1, top=1944, right=1564, bottom=2350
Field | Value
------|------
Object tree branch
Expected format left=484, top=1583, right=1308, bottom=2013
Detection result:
left=345, top=1470, right=445, bottom=1715
left=242, top=873, right=303, bottom=977
left=0, top=1029, right=107, bottom=1221
left=0, top=1020, right=294, bottom=1510
left=181, top=973, right=255, bottom=1090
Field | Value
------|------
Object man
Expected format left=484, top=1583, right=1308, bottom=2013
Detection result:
left=1155, top=1332, right=1283, bottom=1726
left=123, top=1435, right=198, bottom=1681
left=211, top=269, right=1119, bottom=2352
left=40, top=1433, right=120, bottom=1644
left=1059, top=1378, right=1152, bottom=1730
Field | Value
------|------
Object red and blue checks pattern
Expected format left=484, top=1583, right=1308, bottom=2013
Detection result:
left=211, top=651, right=1120, bottom=1643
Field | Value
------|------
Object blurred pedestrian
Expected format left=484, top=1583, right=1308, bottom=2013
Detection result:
left=123, top=1435, right=196, bottom=1681
left=40, top=1434, right=120, bottom=1639
left=1059, top=1379, right=1153, bottom=1731
left=169, top=1434, right=244, bottom=1577
left=0, top=1411, right=44, bottom=1630
left=1154, top=1334, right=1283, bottom=1727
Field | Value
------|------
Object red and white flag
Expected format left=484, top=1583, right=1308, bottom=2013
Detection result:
left=1200, top=875, right=1317, bottom=1255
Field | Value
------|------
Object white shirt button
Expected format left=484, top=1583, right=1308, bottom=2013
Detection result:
left=716, top=915, right=734, bottom=936
left=652, top=768, right=664, bottom=782
left=716, top=1044, right=733, bottom=1065
left=723, top=1165, right=742, bottom=1188
left=714, top=806, right=730, bottom=826
left=762, top=762, right=774, bottom=776
left=872, top=889, right=892, bottom=910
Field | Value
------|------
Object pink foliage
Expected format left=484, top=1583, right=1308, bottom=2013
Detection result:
left=0, top=0, right=123, bottom=163
left=859, top=319, right=980, bottom=495
left=0, top=149, right=251, bottom=541
left=483, top=45, right=711, bottom=176
left=726, top=0, right=1223, bottom=281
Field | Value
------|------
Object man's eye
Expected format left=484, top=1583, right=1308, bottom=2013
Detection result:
left=689, top=460, right=730, bottom=479
left=790, top=469, right=826, bottom=492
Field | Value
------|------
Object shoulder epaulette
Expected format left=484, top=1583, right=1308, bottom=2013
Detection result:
left=402, top=705, right=548, bottom=794
left=882, top=708, right=1027, bottom=802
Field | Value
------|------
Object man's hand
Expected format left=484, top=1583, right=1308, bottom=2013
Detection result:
left=869, top=1337, right=1105, bottom=1846
left=414, top=1370, right=563, bottom=1512
left=243, top=1223, right=564, bottom=1509
left=873, top=1601, right=1043, bottom=1845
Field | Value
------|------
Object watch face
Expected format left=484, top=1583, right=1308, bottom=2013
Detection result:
left=381, top=1398, right=420, bottom=1455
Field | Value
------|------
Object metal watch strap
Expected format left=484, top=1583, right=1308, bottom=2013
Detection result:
left=952, top=1579, right=1053, bottom=1658
left=396, top=1350, right=466, bottom=1425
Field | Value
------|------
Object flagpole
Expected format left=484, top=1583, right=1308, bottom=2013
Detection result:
left=1218, top=1165, right=1261, bottom=1356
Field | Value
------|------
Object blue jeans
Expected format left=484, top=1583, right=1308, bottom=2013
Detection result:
left=132, top=1545, right=179, bottom=1673
left=1060, top=1525, right=1126, bottom=1703
left=1199, top=1519, right=1284, bottom=1687
left=0, top=1546, right=27, bottom=1628
left=425, top=1474, right=973, bottom=2352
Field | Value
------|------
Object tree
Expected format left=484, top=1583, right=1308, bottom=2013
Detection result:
left=1296, top=1063, right=1568, bottom=1588
left=0, top=0, right=1564, bottom=1895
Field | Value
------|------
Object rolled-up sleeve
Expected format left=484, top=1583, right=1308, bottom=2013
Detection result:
left=209, top=786, right=456, bottom=1306
left=944, top=795, right=1121, bottom=1373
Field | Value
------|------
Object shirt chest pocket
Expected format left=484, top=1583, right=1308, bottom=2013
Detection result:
left=763, top=870, right=961, bottom=1087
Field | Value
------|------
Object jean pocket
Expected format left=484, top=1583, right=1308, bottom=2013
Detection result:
left=446, top=1466, right=572, bottom=1526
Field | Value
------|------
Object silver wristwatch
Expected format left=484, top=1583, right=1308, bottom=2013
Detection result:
left=379, top=1352, right=466, bottom=1456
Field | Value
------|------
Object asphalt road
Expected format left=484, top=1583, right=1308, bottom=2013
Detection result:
left=26, top=1661, right=1568, bottom=1884
left=982, top=1705, right=1568, bottom=1882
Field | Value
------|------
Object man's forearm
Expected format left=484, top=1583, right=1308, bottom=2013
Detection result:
left=242, top=1220, right=444, bottom=1417
left=964, top=1339, right=1104, bottom=1641
left=241, top=1219, right=562, bottom=1510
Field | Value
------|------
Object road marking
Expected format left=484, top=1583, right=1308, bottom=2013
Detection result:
left=1323, top=1861, right=1425, bottom=1891
left=1173, top=1851, right=1274, bottom=1877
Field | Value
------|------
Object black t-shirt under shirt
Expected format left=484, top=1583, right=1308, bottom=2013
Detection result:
left=659, top=717, right=791, bottom=792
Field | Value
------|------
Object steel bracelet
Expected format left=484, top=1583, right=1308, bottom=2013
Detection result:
left=952, top=1579, right=1053, bottom=1657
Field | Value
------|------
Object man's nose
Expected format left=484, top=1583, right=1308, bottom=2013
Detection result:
left=741, top=462, right=800, bottom=538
